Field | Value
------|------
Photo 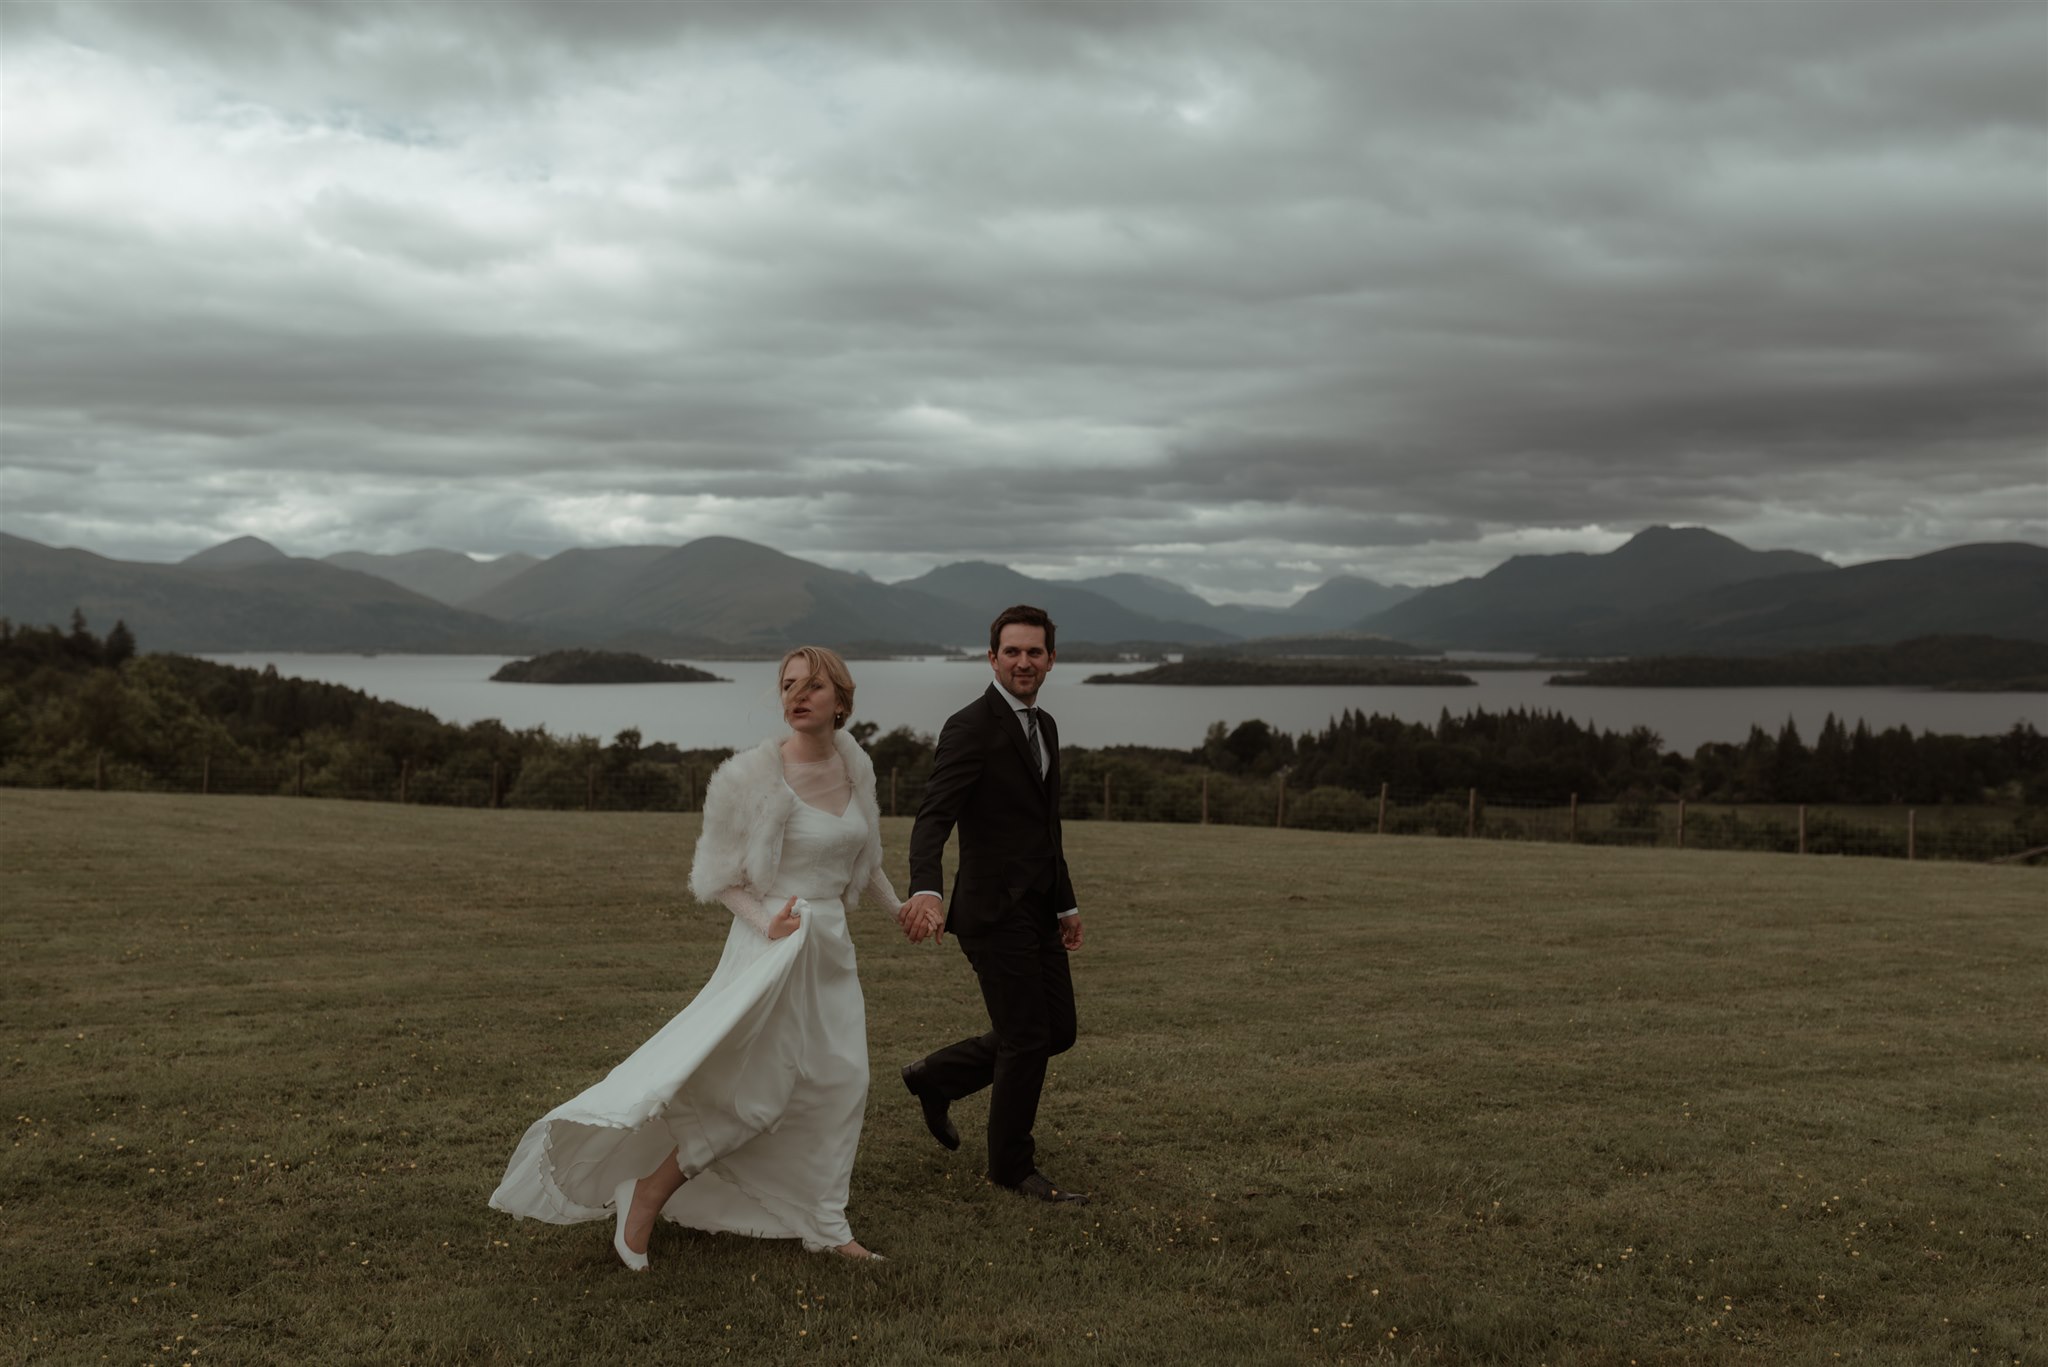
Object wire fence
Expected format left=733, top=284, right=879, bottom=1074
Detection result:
left=7, top=750, right=2044, bottom=866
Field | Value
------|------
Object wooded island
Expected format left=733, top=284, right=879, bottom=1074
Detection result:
left=491, top=650, right=727, bottom=684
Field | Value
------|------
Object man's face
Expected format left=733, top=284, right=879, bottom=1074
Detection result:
left=989, top=624, right=1054, bottom=703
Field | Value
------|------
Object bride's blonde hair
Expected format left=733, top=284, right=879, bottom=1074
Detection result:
left=777, top=645, right=856, bottom=729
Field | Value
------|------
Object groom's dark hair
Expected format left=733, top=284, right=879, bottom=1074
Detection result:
left=989, top=604, right=1056, bottom=654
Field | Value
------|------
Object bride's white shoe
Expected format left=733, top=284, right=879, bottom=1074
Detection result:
left=820, top=1240, right=884, bottom=1262
left=612, top=1177, right=649, bottom=1272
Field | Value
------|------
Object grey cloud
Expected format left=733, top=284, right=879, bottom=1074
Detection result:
left=1, top=0, right=2040, bottom=591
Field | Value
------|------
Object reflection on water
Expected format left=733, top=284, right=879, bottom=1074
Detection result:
left=202, top=654, right=2043, bottom=754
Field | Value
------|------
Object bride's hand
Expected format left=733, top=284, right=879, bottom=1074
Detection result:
left=767, top=896, right=803, bottom=940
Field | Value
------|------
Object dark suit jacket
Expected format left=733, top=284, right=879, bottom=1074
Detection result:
left=909, top=682, right=1077, bottom=942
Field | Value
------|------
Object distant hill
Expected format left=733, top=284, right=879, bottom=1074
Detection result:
left=1060, top=571, right=1415, bottom=638
left=324, top=549, right=540, bottom=606
left=0, top=533, right=541, bottom=653
left=602, top=538, right=987, bottom=645
left=1286, top=575, right=1417, bottom=629
left=490, top=650, right=726, bottom=684
left=182, top=535, right=289, bottom=570
left=898, top=561, right=1232, bottom=644
left=461, top=545, right=678, bottom=624
left=1356, top=526, right=1835, bottom=651
left=1066, top=573, right=1293, bottom=638
left=466, top=538, right=988, bottom=648
left=1573, top=543, right=2048, bottom=654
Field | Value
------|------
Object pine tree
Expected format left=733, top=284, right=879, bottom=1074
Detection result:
left=67, top=608, right=99, bottom=664
left=105, top=620, right=137, bottom=668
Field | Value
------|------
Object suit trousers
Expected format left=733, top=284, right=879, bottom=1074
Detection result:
left=919, top=905, right=1077, bottom=1186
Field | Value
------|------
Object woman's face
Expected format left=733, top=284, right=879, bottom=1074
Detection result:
left=780, top=659, right=836, bottom=736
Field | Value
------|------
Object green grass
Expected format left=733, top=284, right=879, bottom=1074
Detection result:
left=2, top=791, right=2042, bottom=1366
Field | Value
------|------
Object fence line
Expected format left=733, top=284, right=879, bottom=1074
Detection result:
left=7, top=749, right=2043, bottom=866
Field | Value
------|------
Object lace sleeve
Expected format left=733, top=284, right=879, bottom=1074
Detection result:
left=864, top=863, right=902, bottom=914
left=715, top=885, right=777, bottom=937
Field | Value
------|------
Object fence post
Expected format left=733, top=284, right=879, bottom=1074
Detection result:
left=1677, top=798, right=1686, bottom=849
left=1466, top=787, right=1477, bottom=838
left=1276, top=775, right=1286, bottom=828
left=295, top=754, right=305, bottom=797
left=1200, top=771, right=1209, bottom=825
left=1377, top=782, right=1388, bottom=835
left=586, top=764, right=596, bottom=812
left=1568, top=792, right=1578, bottom=843
left=201, top=755, right=211, bottom=796
left=1798, top=804, right=1807, bottom=855
left=399, top=759, right=410, bottom=804
left=1103, top=772, right=1112, bottom=821
left=1907, top=809, right=1916, bottom=861
left=890, top=768, right=898, bottom=819
left=95, top=750, right=105, bottom=792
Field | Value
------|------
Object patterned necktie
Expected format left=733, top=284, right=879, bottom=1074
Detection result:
left=1023, top=707, right=1047, bottom=777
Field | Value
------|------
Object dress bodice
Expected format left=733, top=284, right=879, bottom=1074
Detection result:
left=771, top=794, right=870, bottom=902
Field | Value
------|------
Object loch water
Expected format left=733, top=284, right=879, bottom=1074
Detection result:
left=202, top=654, right=2044, bottom=754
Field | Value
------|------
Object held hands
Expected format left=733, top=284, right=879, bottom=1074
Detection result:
left=767, top=896, right=804, bottom=940
left=897, top=893, right=945, bottom=946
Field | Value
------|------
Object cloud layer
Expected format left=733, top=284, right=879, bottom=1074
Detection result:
left=3, top=0, right=2042, bottom=601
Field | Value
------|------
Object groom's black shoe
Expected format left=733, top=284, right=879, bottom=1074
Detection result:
left=998, top=1171, right=1088, bottom=1205
left=901, top=1062, right=959, bottom=1151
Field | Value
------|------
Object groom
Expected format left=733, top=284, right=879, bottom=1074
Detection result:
left=898, top=604, right=1087, bottom=1204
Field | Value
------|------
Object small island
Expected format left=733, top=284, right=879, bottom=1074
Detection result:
left=1085, top=660, right=1474, bottom=686
left=491, top=650, right=729, bottom=685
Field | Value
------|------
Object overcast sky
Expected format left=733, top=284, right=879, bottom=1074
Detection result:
left=3, top=0, right=2043, bottom=603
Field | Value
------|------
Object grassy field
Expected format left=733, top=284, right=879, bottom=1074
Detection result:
left=2, top=791, right=2042, bottom=1366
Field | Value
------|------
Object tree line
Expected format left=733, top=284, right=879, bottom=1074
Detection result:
left=4, top=616, right=2043, bottom=820
left=867, top=708, right=2044, bottom=833
left=1547, top=634, right=2048, bottom=690
left=0, top=615, right=732, bottom=807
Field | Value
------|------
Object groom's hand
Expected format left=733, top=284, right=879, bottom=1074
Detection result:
left=899, top=893, right=945, bottom=945
left=1059, top=914, right=1084, bottom=951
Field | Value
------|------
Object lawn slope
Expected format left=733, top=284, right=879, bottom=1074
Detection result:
left=2, top=793, right=2040, bottom=1365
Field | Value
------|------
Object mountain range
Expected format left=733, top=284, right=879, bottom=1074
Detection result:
left=324, top=547, right=541, bottom=604
left=2, top=526, right=2042, bottom=657
left=0, top=532, right=539, bottom=653
left=1354, top=526, right=1833, bottom=651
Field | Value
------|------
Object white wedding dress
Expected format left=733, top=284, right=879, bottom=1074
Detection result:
left=490, top=754, right=893, bottom=1252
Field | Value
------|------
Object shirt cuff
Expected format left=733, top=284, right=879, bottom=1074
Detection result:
left=911, top=890, right=943, bottom=901
left=1057, top=908, right=1080, bottom=918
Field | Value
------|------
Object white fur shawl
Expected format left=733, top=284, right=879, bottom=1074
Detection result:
left=688, top=731, right=884, bottom=909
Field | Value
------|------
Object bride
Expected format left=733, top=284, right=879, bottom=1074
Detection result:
left=489, top=646, right=904, bottom=1266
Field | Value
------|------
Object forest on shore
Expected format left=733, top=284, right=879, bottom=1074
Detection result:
left=1548, top=635, right=2048, bottom=690
left=6, top=616, right=2043, bottom=830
